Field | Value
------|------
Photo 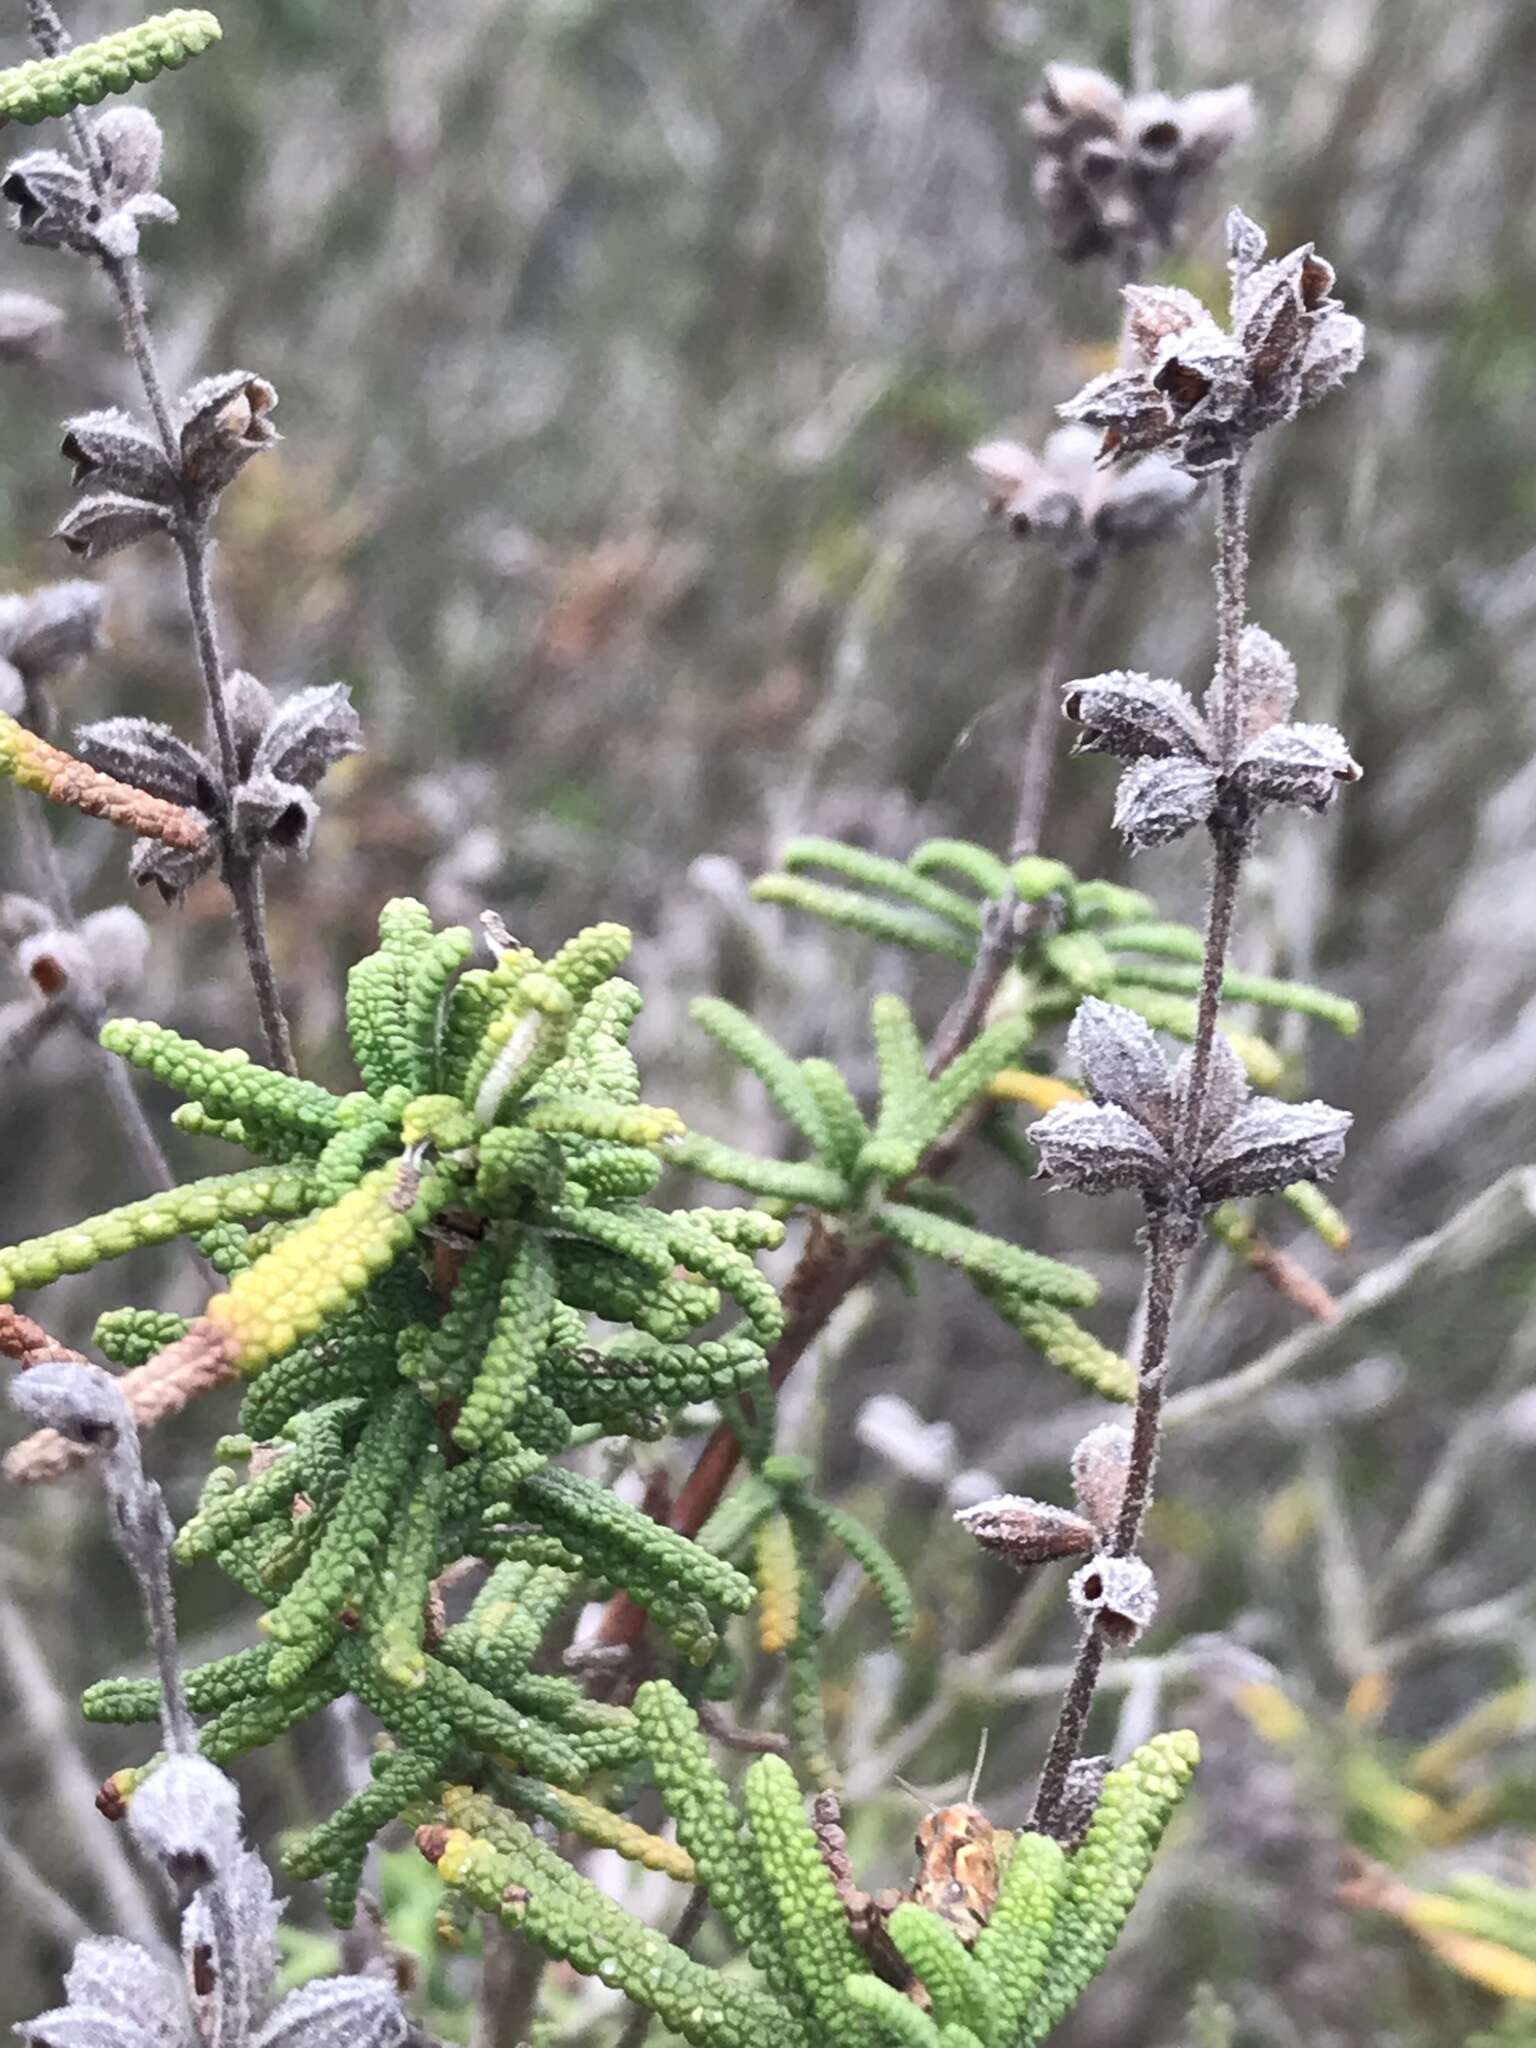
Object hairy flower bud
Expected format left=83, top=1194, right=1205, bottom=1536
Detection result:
left=1067, top=997, right=1174, bottom=1130
left=1070, top=1423, right=1132, bottom=1538
left=0, top=580, right=106, bottom=695
left=1063, top=670, right=1212, bottom=762
left=953, top=1492, right=1099, bottom=1567
left=253, top=1975, right=409, bottom=2048
left=93, top=106, right=164, bottom=205
left=8, top=1358, right=128, bottom=1448
left=1070, top=1552, right=1157, bottom=1647
left=1227, top=722, right=1362, bottom=813
left=971, top=428, right=1196, bottom=570
left=16, top=904, right=149, bottom=1007
left=1111, top=755, right=1221, bottom=848
left=126, top=1754, right=241, bottom=1904
left=72, top=715, right=218, bottom=810
left=3, top=149, right=94, bottom=249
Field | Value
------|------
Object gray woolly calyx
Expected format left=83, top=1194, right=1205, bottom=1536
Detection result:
left=1061, top=623, right=1360, bottom=850
left=1030, top=997, right=1351, bottom=1211
left=73, top=678, right=361, bottom=902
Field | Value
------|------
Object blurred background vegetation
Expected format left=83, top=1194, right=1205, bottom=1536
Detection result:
left=3, top=0, right=1536, bottom=2041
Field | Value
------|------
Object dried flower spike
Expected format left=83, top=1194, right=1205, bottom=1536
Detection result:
left=5, top=125, right=176, bottom=263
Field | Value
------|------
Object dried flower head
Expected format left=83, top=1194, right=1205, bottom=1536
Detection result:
left=1061, top=210, right=1364, bottom=472
left=1024, top=63, right=1252, bottom=264
left=1031, top=997, right=1351, bottom=1210
left=953, top=1492, right=1100, bottom=1568
left=9, top=1353, right=408, bottom=2048
left=970, top=424, right=1199, bottom=572
left=74, top=675, right=361, bottom=901
left=1062, top=621, right=1360, bottom=850
left=1069, top=1551, right=1157, bottom=1647
left=18, top=1812, right=407, bottom=2048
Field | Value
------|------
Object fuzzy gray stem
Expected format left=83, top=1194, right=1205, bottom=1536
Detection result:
left=88, top=1019, right=181, bottom=1194
left=23, top=0, right=68, bottom=56
left=928, top=564, right=1098, bottom=1074
left=1109, top=1211, right=1189, bottom=1557
left=1174, top=823, right=1244, bottom=1165
left=0, top=1587, right=161, bottom=1948
left=224, top=849, right=295, bottom=1073
left=102, top=254, right=180, bottom=462
left=1210, top=461, right=1248, bottom=763
left=133, top=1488, right=198, bottom=1757
left=177, top=532, right=298, bottom=1073
left=1029, top=1627, right=1106, bottom=1831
